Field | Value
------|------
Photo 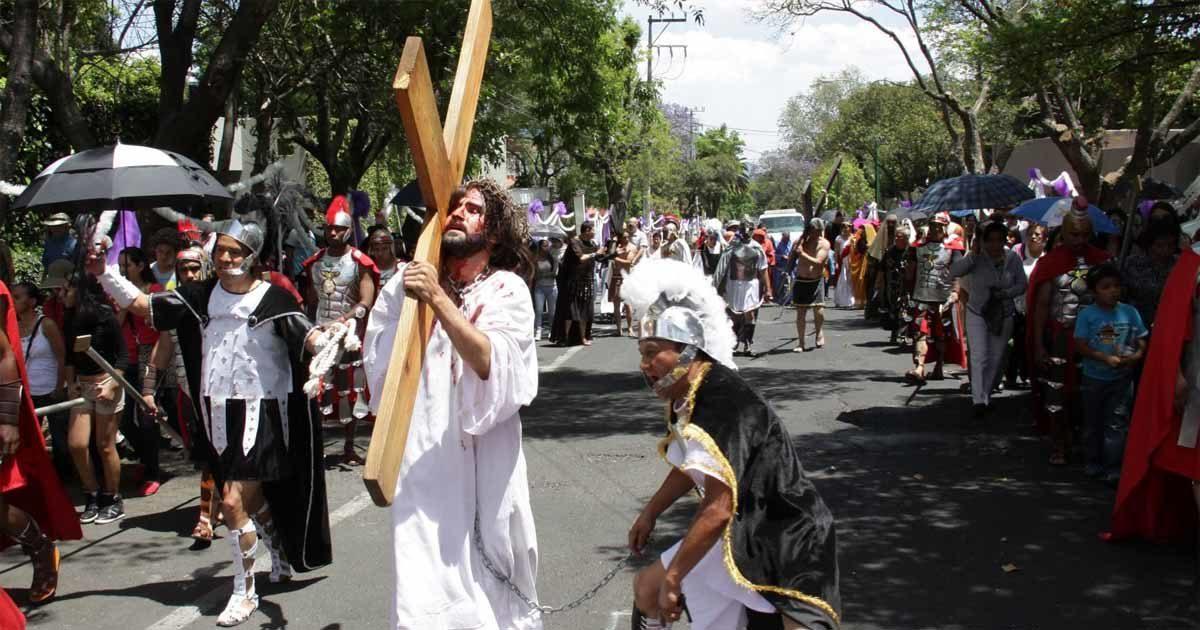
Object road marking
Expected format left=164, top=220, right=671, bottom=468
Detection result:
left=145, top=490, right=374, bottom=630
left=606, top=610, right=631, bottom=630
left=541, top=345, right=582, bottom=372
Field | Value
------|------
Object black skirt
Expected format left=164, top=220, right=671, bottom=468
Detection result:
left=203, top=398, right=293, bottom=482
left=792, top=277, right=825, bottom=306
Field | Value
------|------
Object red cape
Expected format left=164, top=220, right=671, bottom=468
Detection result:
left=1023, top=245, right=1111, bottom=431
left=0, top=283, right=82, bottom=549
left=1107, top=248, right=1200, bottom=543
left=0, top=588, right=23, bottom=629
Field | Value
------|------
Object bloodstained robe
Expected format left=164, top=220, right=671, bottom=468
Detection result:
left=664, top=362, right=841, bottom=629
left=1107, top=247, right=1200, bottom=543
left=0, top=281, right=81, bottom=549
left=150, top=278, right=332, bottom=571
left=364, top=266, right=541, bottom=630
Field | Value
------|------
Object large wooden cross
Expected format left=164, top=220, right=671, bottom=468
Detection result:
left=363, top=0, right=492, bottom=506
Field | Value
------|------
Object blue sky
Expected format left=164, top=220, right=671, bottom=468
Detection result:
left=620, top=0, right=918, bottom=161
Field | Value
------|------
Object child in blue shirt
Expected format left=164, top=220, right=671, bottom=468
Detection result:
left=1073, top=263, right=1147, bottom=484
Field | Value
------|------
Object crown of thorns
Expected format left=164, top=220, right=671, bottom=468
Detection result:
left=466, top=178, right=529, bottom=243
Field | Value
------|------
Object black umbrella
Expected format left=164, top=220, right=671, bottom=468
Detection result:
left=913, top=174, right=1033, bottom=213
left=12, top=143, right=232, bottom=212
left=389, top=179, right=427, bottom=209
left=1139, top=177, right=1182, bottom=201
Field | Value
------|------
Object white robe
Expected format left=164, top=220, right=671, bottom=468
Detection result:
left=833, top=239, right=855, bottom=308
left=364, top=266, right=542, bottom=630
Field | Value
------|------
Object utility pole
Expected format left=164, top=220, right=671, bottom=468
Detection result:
left=645, top=13, right=687, bottom=217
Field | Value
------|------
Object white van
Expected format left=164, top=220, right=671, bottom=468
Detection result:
left=758, top=209, right=807, bottom=245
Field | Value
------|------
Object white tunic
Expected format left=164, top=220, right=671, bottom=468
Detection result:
left=662, top=422, right=775, bottom=630
left=200, top=282, right=292, bottom=455
left=364, top=266, right=541, bottom=630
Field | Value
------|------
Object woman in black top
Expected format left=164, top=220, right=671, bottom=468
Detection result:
left=63, top=273, right=129, bottom=525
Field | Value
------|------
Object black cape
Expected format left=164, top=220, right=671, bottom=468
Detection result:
left=664, top=362, right=841, bottom=628
left=151, top=278, right=332, bottom=572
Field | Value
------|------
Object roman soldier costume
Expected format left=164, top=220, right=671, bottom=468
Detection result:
left=1109, top=245, right=1200, bottom=543
left=97, top=220, right=332, bottom=625
left=1025, top=233, right=1110, bottom=458
left=716, top=235, right=768, bottom=353
left=905, top=213, right=964, bottom=383
left=300, top=196, right=380, bottom=424
left=622, top=259, right=841, bottom=630
left=0, top=280, right=81, bottom=605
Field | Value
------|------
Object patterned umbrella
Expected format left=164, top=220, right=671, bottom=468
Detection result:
left=913, top=174, right=1033, bottom=213
left=12, top=143, right=232, bottom=212
left=1012, top=196, right=1120, bottom=234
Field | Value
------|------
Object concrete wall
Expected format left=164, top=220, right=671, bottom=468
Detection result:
left=1002, top=130, right=1200, bottom=191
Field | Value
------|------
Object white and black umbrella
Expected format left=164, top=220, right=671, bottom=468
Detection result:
left=12, top=143, right=232, bottom=212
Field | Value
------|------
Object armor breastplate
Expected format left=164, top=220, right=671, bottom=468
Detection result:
left=728, top=243, right=759, bottom=282
left=315, top=251, right=359, bottom=324
left=1048, top=257, right=1092, bottom=326
left=912, top=243, right=953, bottom=303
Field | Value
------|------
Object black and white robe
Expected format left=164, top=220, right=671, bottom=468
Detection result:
left=150, top=277, right=332, bottom=572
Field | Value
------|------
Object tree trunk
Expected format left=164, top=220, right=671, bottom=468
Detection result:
left=0, top=0, right=36, bottom=179
left=153, top=0, right=279, bottom=161
left=0, top=0, right=37, bottom=223
left=216, top=92, right=239, bottom=184
left=603, top=164, right=627, bottom=222
left=252, top=109, right=275, bottom=192
left=960, top=110, right=986, bottom=175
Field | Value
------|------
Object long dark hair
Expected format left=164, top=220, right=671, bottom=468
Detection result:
left=70, top=273, right=118, bottom=333
left=462, top=180, right=534, bottom=283
left=122, top=247, right=157, bottom=285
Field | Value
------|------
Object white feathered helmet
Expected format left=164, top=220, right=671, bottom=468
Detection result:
left=621, top=259, right=737, bottom=387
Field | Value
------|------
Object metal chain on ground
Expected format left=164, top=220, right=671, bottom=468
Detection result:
left=472, top=511, right=639, bottom=616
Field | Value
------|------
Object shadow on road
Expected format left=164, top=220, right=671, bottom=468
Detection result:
left=524, top=367, right=902, bottom=441
left=807, top=401, right=1197, bottom=629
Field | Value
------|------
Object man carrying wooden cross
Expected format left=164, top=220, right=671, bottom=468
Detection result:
left=364, top=179, right=541, bottom=630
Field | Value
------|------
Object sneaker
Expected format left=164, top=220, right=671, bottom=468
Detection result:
left=79, top=494, right=99, bottom=524
left=136, top=480, right=161, bottom=497
left=534, top=330, right=542, bottom=341
left=95, top=495, right=125, bottom=524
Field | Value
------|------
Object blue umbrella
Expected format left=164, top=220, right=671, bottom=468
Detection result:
left=1012, top=196, right=1119, bottom=234
left=913, top=174, right=1033, bottom=212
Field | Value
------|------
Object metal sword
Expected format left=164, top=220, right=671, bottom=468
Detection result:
left=72, top=335, right=185, bottom=445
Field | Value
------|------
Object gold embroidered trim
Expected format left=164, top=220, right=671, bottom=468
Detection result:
left=662, top=363, right=841, bottom=628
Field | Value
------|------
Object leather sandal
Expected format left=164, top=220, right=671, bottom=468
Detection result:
left=28, top=542, right=59, bottom=604
left=192, top=518, right=214, bottom=545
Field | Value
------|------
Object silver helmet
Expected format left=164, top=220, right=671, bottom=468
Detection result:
left=621, top=259, right=737, bottom=393
left=216, top=219, right=265, bottom=276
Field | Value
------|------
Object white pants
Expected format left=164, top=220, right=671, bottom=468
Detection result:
left=965, top=311, right=1013, bottom=406
left=661, top=539, right=775, bottom=630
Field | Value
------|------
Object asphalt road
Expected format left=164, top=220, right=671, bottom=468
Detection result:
left=4, top=304, right=1196, bottom=630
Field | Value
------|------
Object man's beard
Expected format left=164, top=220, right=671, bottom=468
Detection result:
left=326, top=233, right=349, bottom=253
left=442, top=230, right=488, bottom=258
